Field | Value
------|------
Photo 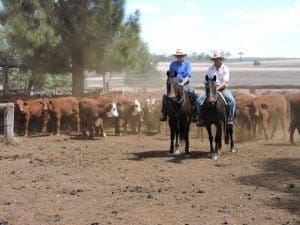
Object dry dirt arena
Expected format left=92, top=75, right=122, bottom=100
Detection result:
left=0, top=129, right=299, bottom=225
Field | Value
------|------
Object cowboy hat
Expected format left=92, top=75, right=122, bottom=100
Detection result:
left=173, top=49, right=187, bottom=57
left=210, top=52, right=225, bottom=60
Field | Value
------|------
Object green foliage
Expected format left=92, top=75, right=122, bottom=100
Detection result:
left=44, top=73, right=72, bottom=90
left=1, top=0, right=146, bottom=95
left=9, top=69, right=31, bottom=90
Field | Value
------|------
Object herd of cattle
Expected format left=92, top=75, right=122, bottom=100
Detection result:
left=0, top=90, right=299, bottom=144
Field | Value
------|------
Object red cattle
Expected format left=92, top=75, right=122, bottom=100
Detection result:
left=47, top=97, right=80, bottom=136
left=78, top=98, right=119, bottom=138
left=143, top=97, right=162, bottom=134
left=234, top=92, right=260, bottom=140
left=14, top=98, right=49, bottom=136
left=285, top=93, right=300, bottom=144
left=255, top=94, right=288, bottom=140
left=97, top=94, right=143, bottom=135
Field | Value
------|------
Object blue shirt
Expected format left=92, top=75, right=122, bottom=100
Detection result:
left=169, top=60, right=192, bottom=83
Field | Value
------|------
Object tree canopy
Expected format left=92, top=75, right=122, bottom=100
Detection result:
left=0, top=0, right=154, bottom=95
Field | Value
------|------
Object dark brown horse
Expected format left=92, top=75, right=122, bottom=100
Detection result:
left=201, top=75, right=234, bottom=160
left=166, top=71, right=192, bottom=157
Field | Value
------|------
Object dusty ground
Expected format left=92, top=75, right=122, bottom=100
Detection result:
left=0, top=130, right=299, bottom=225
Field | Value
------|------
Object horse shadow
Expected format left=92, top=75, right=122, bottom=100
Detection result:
left=236, top=157, right=300, bottom=216
left=127, top=149, right=209, bottom=163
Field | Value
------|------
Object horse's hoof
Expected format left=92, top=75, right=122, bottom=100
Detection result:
left=212, top=153, right=218, bottom=160
left=174, top=150, right=180, bottom=156
left=184, top=153, right=191, bottom=158
left=231, top=148, right=236, bottom=153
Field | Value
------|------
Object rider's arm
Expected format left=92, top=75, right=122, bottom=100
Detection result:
left=216, top=81, right=227, bottom=91
left=216, top=66, right=230, bottom=91
left=179, top=61, right=192, bottom=86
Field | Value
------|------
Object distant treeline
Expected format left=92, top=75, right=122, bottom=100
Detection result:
left=152, top=52, right=295, bottom=63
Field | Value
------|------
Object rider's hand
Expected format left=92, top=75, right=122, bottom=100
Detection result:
left=179, top=82, right=184, bottom=86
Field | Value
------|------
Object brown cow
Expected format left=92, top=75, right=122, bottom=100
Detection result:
left=286, top=93, right=300, bottom=144
left=14, top=98, right=49, bottom=136
left=143, top=97, right=162, bottom=134
left=255, top=94, right=288, bottom=140
left=47, top=97, right=80, bottom=136
left=78, top=98, right=118, bottom=138
left=117, top=99, right=143, bottom=134
left=234, top=92, right=260, bottom=140
left=97, top=94, right=143, bottom=135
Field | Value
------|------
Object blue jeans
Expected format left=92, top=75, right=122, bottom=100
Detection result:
left=196, top=89, right=236, bottom=120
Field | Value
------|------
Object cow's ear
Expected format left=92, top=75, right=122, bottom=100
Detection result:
left=205, top=75, right=209, bottom=81
left=212, top=75, right=217, bottom=82
left=166, top=71, right=170, bottom=76
left=261, top=103, right=268, bottom=109
left=173, top=71, right=177, bottom=77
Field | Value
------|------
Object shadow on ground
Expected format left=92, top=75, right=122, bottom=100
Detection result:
left=236, top=157, right=299, bottom=216
left=127, top=150, right=209, bottom=163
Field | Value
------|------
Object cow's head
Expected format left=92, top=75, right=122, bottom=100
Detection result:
left=15, top=99, right=28, bottom=113
left=106, top=102, right=119, bottom=118
left=39, top=98, right=50, bottom=111
left=145, top=98, right=156, bottom=113
left=247, top=99, right=268, bottom=118
left=132, top=99, right=142, bottom=116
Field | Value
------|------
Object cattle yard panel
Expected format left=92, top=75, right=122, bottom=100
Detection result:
left=0, top=103, right=15, bottom=140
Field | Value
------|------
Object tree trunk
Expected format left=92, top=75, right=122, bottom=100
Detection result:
left=3, top=66, right=10, bottom=96
left=71, top=52, right=85, bottom=96
left=26, top=78, right=33, bottom=96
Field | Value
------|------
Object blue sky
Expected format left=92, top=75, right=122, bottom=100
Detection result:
left=126, top=0, right=300, bottom=57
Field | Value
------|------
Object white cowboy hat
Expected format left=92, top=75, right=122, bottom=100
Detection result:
left=173, top=49, right=187, bottom=57
left=210, top=52, right=225, bottom=60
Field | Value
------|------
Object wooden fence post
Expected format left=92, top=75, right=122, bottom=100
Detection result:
left=0, top=103, right=15, bottom=141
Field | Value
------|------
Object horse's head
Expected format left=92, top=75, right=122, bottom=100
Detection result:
left=166, top=71, right=177, bottom=99
left=205, top=75, right=218, bottom=103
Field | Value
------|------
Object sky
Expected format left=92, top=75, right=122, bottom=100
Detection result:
left=125, top=0, right=300, bottom=58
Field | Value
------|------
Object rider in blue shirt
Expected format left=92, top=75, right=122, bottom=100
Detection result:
left=160, top=49, right=198, bottom=122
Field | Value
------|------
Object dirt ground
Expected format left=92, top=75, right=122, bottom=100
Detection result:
left=0, top=130, right=299, bottom=225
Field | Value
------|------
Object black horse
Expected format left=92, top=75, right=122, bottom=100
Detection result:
left=166, top=71, right=192, bottom=157
left=201, top=75, right=234, bottom=160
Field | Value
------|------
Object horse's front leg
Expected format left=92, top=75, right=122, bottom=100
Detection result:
left=175, top=128, right=180, bottom=154
left=206, top=125, right=214, bottom=155
left=169, top=124, right=175, bottom=154
left=184, top=126, right=190, bottom=157
left=215, top=123, right=222, bottom=152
